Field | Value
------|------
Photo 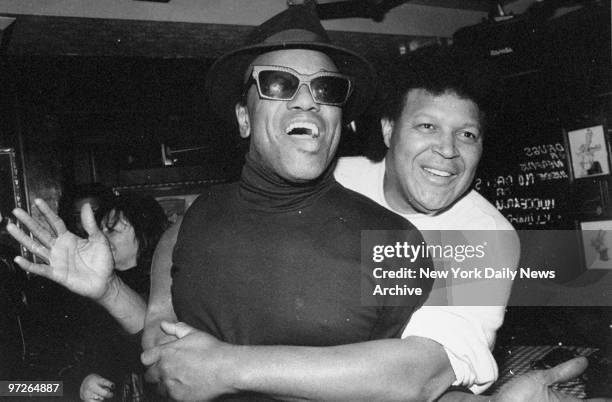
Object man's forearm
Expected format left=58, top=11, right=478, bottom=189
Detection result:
left=142, top=218, right=181, bottom=349
left=98, top=275, right=146, bottom=334
left=226, top=336, right=454, bottom=402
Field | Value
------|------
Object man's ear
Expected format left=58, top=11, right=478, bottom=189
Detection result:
left=235, top=103, right=251, bottom=139
left=380, top=117, right=394, bottom=148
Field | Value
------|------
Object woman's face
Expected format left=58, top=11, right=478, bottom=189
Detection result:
left=101, top=209, right=138, bottom=271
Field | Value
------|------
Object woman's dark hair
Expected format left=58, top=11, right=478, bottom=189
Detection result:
left=100, top=194, right=169, bottom=295
left=59, top=183, right=114, bottom=235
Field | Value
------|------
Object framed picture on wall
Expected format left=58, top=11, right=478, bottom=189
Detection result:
left=579, top=219, right=612, bottom=270
left=565, top=124, right=611, bottom=180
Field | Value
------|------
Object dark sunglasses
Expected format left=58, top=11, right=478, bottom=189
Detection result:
left=246, top=65, right=353, bottom=106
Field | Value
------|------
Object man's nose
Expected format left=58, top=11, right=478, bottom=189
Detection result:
left=287, top=84, right=319, bottom=111
left=432, top=132, right=458, bottom=158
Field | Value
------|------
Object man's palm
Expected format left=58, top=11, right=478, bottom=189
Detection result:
left=48, top=228, right=114, bottom=299
left=8, top=199, right=115, bottom=300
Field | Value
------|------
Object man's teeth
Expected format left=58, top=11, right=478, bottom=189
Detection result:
left=286, top=122, right=320, bottom=138
left=423, top=167, right=452, bottom=177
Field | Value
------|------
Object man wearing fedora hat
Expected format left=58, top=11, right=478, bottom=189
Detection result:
left=9, top=4, right=438, bottom=401
left=138, top=4, right=443, bottom=401
left=7, top=4, right=595, bottom=402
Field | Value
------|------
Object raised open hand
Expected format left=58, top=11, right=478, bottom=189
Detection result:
left=7, top=198, right=115, bottom=301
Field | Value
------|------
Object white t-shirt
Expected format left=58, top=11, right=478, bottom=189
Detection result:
left=335, top=156, right=519, bottom=393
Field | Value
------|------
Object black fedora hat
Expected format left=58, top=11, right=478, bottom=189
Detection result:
left=205, top=3, right=376, bottom=123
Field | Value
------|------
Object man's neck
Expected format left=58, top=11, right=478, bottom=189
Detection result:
left=239, top=152, right=335, bottom=212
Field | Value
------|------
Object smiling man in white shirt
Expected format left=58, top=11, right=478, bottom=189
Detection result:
left=335, top=45, right=520, bottom=394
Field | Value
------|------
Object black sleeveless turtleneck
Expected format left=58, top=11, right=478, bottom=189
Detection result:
left=238, top=152, right=336, bottom=212
left=171, top=154, right=432, bottom=401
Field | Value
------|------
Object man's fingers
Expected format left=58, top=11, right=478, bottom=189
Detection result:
left=141, top=346, right=162, bottom=366
left=158, top=334, right=178, bottom=346
left=92, top=385, right=112, bottom=398
left=13, top=256, right=52, bottom=278
left=141, top=322, right=191, bottom=366
left=98, top=378, right=114, bottom=391
left=6, top=223, right=50, bottom=262
left=34, top=198, right=67, bottom=236
left=156, top=382, right=169, bottom=398
left=539, top=356, right=588, bottom=385
left=11, top=208, right=55, bottom=248
left=160, top=321, right=195, bottom=339
left=81, top=203, right=102, bottom=239
left=144, top=366, right=161, bottom=383
left=92, top=384, right=113, bottom=398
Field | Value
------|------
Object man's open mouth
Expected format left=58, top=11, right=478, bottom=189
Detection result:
left=285, top=122, right=320, bottom=138
left=423, top=167, right=454, bottom=177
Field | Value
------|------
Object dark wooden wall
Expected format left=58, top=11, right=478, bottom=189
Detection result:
left=0, top=13, right=437, bottom=191
left=2, top=14, right=434, bottom=64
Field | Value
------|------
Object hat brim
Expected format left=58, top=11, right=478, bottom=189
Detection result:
left=205, top=41, right=376, bottom=124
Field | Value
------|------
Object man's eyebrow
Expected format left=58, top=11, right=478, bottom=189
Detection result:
left=457, top=122, right=482, bottom=133
left=460, top=120, right=481, bottom=128
left=410, top=112, right=481, bottom=129
left=409, top=111, right=439, bottom=120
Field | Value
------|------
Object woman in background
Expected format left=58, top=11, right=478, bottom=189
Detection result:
left=59, top=183, right=114, bottom=238
left=77, top=194, right=168, bottom=402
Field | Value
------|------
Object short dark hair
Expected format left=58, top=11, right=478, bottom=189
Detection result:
left=101, top=194, right=169, bottom=274
left=378, top=45, right=501, bottom=131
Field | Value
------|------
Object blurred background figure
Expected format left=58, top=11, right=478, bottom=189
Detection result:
left=75, top=193, right=169, bottom=402
left=25, top=150, right=64, bottom=233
